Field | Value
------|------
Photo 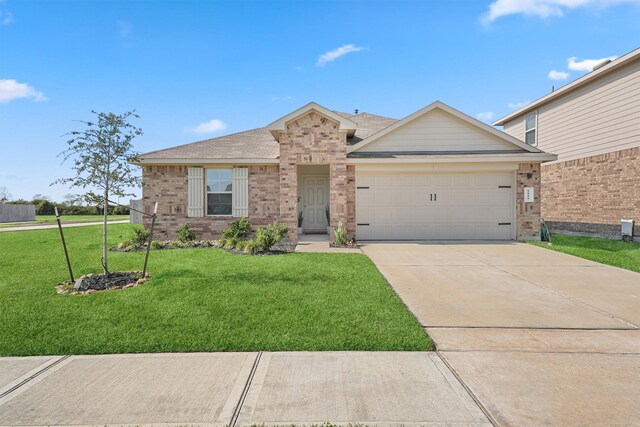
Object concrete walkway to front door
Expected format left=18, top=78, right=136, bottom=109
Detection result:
left=362, top=242, right=640, bottom=426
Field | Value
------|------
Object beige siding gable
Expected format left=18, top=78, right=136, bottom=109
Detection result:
left=357, top=109, right=522, bottom=153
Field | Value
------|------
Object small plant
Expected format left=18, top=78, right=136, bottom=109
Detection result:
left=244, top=239, right=260, bottom=255
left=130, top=225, right=151, bottom=246
left=254, top=222, right=288, bottom=252
left=235, top=240, right=248, bottom=251
left=224, top=236, right=239, bottom=250
left=297, top=211, right=304, bottom=227
left=176, top=223, right=196, bottom=243
left=222, top=216, right=251, bottom=239
left=150, top=240, right=162, bottom=249
left=334, top=221, right=348, bottom=246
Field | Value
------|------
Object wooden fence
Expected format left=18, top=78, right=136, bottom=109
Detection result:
left=130, top=199, right=143, bottom=224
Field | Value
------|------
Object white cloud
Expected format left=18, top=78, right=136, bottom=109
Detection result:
left=189, top=119, right=227, bottom=135
left=0, top=79, right=46, bottom=103
left=482, top=0, right=640, bottom=23
left=316, top=44, right=365, bottom=67
left=271, top=96, right=293, bottom=101
left=294, top=65, right=304, bottom=71
left=567, top=55, right=618, bottom=71
left=0, top=10, right=14, bottom=25
left=508, top=100, right=530, bottom=109
left=476, top=111, right=495, bottom=121
left=548, top=69, right=570, bottom=80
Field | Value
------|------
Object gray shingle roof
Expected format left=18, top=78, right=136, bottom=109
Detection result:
left=139, top=111, right=397, bottom=161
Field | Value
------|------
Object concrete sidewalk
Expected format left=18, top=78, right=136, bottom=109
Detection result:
left=0, top=352, right=491, bottom=426
left=0, top=220, right=129, bottom=232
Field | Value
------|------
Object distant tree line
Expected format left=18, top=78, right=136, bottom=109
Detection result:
left=2, top=192, right=130, bottom=216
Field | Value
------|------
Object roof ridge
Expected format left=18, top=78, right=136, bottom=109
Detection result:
left=139, top=126, right=271, bottom=157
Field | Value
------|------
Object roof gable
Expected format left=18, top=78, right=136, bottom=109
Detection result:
left=267, top=102, right=358, bottom=139
left=349, top=101, right=542, bottom=154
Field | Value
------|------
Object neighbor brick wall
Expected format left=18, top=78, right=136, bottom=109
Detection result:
left=541, top=147, right=640, bottom=237
left=142, top=164, right=280, bottom=240
left=278, top=111, right=350, bottom=241
left=516, top=163, right=542, bottom=241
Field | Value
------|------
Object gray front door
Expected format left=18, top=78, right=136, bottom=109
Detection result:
left=302, top=176, right=328, bottom=232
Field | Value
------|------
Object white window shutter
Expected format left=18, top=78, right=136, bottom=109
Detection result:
left=232, top=167, right=249, bottom=217
left=187, top=167, right=204, bottom=217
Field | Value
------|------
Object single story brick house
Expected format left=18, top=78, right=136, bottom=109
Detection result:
left=136, top=101, right=556, bottom=241
left=494, top=47, right=640, bottom=238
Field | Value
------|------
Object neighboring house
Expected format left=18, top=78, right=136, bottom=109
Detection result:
left=494, top=47, right=640, bottom=238
left=136, top=101, right=555, bottom=241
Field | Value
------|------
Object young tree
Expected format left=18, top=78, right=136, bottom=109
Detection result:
left=0, top=186, right=11, bottom=202
left=53, top=110, right=142, bottom=274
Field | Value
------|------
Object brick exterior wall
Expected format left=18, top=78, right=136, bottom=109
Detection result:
left=142, top=164, right=279, bottom=240
left=516, top=163, right=542, bottom=241
left=278, top=111, right=350, bottom=241
left=541, top=147, right=640, bottom=238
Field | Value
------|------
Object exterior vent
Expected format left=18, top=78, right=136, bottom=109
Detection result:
left=621, top=219, right=635, bottom=241
left=592, top=59, right=612, bottom=71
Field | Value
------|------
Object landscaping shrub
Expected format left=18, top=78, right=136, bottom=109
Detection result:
left=224, top=236, right=239, bottom=250
left=243, top=239, right=260, bottom=255
left=130, top=225, right=151, bottom=246
left=334, top=221, right=348, bottom=245
left=254, top=222, right=288, bottom=252
left=222, top=216, right=251, bottom=239
left=176, top=223, right=196, bottom=243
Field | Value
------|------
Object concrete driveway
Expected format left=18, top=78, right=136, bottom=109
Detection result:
left=362, top=242, right=640, bottom=426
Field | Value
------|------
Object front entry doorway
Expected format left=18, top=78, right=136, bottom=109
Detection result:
left=302, top=175, right=328, bottom=233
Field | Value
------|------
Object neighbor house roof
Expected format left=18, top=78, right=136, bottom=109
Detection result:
left=137, top=109, right=397, bottom=164
left=493, top=47, right=640, bottom=126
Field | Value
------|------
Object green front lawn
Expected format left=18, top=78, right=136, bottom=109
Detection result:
left=0, top=224, right=431, bottom=356
left=0, top=215, right=129, bottom=228
left=530, top=233, right=640, bottom=273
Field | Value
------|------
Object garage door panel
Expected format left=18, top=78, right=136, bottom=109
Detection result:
left=356, top=171, right=515, bottom=240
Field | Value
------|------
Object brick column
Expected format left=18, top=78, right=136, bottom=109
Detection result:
left=516, top=163, right=541, bottom=241
left=279, top=157, right=298, bottom=241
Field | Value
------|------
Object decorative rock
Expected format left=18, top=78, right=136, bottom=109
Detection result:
left=73, top=277, right=84, bottom=290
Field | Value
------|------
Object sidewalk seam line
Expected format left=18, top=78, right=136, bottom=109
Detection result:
left=229, top=351, right=262, bottom=427
left=435, top=350, right=500, bottom=427
left=0, top=355, right=70, bottom=400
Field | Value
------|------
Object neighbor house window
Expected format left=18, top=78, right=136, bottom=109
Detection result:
left=206, top=169, right=232, bottom=215
left=525, top=112, right=537, bottom=145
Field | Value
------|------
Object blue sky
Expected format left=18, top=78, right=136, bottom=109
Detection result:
left=1, top=0, right=639, bottom=202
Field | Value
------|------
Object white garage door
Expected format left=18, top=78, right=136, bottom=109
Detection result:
left=356, top=171, right=515, bottom=240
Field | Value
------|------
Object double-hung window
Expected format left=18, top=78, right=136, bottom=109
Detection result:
left=206, top=169, right=232, bottom=216
left=525, top=112, right=537, bottom=146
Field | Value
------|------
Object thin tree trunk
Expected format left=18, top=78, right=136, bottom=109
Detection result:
left=103, top=189, right=108, bottom=275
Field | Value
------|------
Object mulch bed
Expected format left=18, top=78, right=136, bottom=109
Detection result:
left=111, top=239, right=297, bottom=255
left=329, top=241, right=360, bottom=249
left=56, top=271, right=150, bottom=295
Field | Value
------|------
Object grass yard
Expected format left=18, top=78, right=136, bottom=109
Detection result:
left=530, top=233, right=640, bottom=273
left=0, top=215, right=129, bottom=228
left=0, top=224, right=431, bottom=356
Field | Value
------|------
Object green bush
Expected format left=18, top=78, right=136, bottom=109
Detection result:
left=244, top=240, right=260, bottom=255
left=334, top=221, right=348, bottom=245
left=176, top=223, right=196, bottom=243
left=235, top=240, right=248, bottom=251
left=36, top=200, right=56, bottom=215
left=150, top=240, right=162, bottom=249
left=254, top=222, right=288, bottom=252
left=222, top=216, right=251, bottom=239
left=224, top=236, right=239, bottom=250
left=130, top=225, right=151, bottom=246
